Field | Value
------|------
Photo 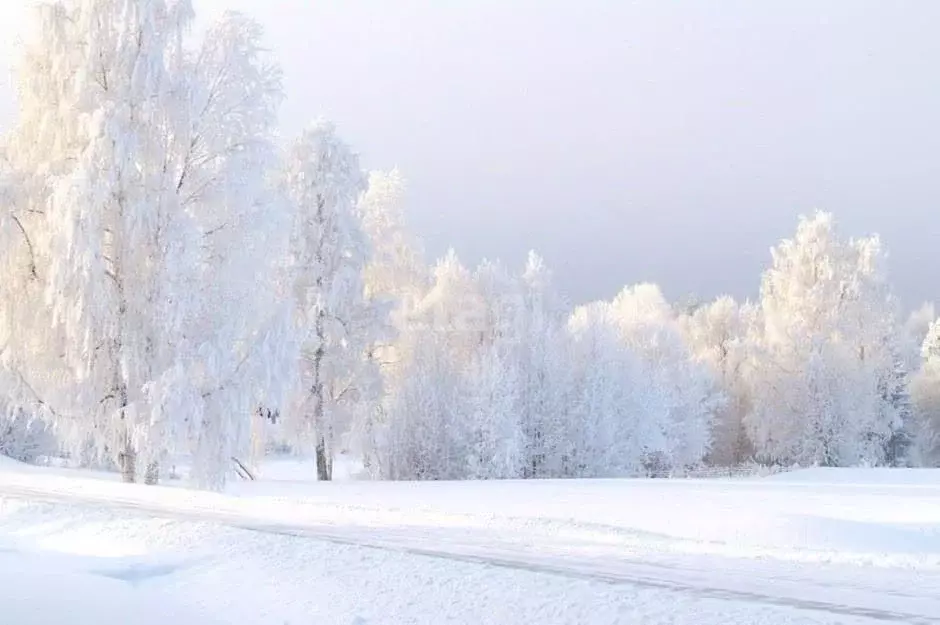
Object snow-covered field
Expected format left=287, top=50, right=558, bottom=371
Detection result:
left=1, top=458, right=939, bottom=625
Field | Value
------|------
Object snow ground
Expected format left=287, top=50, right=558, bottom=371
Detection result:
left=1, top=458, right=939, bottom=625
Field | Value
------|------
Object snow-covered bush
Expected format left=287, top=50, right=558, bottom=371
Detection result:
left=0, top=409, right=55, bottom=464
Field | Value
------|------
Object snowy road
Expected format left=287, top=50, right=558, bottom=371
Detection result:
left=2, top=462, right=939, bottom=624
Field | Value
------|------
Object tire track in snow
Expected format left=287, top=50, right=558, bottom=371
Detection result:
left=1, top=483, right=938, bottom=625
left=232, top=523, right=940, bottom=625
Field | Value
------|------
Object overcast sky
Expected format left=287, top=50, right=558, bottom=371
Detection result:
left=2, top=1, right=938, bottom=307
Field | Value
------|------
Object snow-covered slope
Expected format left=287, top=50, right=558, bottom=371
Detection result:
left=1, top=461, right=939, bottom=624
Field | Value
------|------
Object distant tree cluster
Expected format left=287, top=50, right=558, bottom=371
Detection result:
left=1, top=0, right=937, bottom=488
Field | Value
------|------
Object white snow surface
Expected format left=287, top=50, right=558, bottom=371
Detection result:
left=1, top=457, right=939, bottom=624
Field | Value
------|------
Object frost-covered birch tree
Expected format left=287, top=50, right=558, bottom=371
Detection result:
left=11, top=0, right=206, bottom=482
left=377, top=250, right=483, bottom=479
left=680, top=296, right=755, bottom=465
left=160, top=11, right=295, bottom=487
left=567, top=302, right=654, bottom=476
left=513, top=252, right=571, bottom=478
left=605, top=284, right=720, bottom=472
left=746, top=212, right=907, bottom=467
left=0, top=0, right=291, bottom=487
left=352, top=169, right=427, bottom=472
left=282, top=120, right=379, bottom=481
left=358, top=169, right=428, bottom=312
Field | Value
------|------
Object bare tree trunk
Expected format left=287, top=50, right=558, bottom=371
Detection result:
left=313, top=354, right=332, bottom=481
left=312, top=286, right=333, bottom=481
left=309, top=193, right=338, bottom=483
left=312, top=364, right=332, bottom=482
left=117, top=379, right=136, bottom=483
left=114, top=257, right=135, bottom=483
left=315, top=435, right=331, bottom=481
left=119, top=446, right=136, bottom=483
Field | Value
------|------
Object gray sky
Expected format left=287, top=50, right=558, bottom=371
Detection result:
left=2, top=1, right=939, bottom=307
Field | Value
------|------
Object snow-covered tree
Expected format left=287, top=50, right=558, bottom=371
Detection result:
left=902, top=303, right=936, bottom=371
left=376, top=251, right=544, bottom=480
left=464, top=345, right=523, bottom=479
left=17, top=0, right=205, bottom=482
left=376, top=251, right=482, bottom=479
left=163, top=10, right=294, bottom=487
left=746, top=212, right=905, bottom=467
left=562, top=284, right=720, bottom=477
left=378, top=327, right=465, bottom=480
left=881, top=355, right=915, bottom=466
left=0, top=405, right=56, bottom=464
left=352, top=169, right=428, bottom=472
left=0, top=0, right=291, bottom=487
left=606, top=284, right=720, bottom=471
left=358, top=169, right=428, bottom=311
left=513, top=252, right=571, bottom=478
left=680, top=296, right=755, bottom=465
left=566, top=302, right=656, bottom=476
left=912, top=320, right=940, bottom=465
left=281, top=120, right=380, bottom=481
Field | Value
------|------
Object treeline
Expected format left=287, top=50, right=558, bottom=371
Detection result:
left=0, top=0, right=937, bottom=488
